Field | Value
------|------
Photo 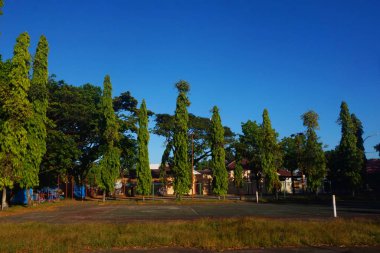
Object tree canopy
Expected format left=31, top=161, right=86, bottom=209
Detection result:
left=136, top=99, right=152, bottom=196
left=153, top=113, right=235, bottom=170
left=0, top=32, right=33, bottom=208
left=42, top=78, right=102, bottom=185
left=260, top=109, right=281, bottom=193
left=21, top=35, right=49, bottom=190
left=97, top=75, right=121, bottom=199
left=336, top=102, right=363, bottom=194
left=172, top=80, right=191, bottom=198
left=301, top=110, right=326, bottom=193
left=210, top=106, right=228, bottom=196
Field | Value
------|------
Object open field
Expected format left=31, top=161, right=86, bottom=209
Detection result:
left=0, top=200, right=379, bottom=252
left=1, top=198, right=380, bottom=223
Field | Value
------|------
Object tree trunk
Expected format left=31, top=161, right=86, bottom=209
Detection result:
left=102, top=191, right=106, bottom=202
left=1, top=188, right=8, bottom=211
left=26, top=189, right=32, bottom=206
left=352, top=190, right=355, bottom=198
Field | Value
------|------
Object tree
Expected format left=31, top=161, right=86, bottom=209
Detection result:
left=375, top=144, right=380, bottom=157
left=42, top=77, right=102, bottom=186
left=260, top=109, right=281, bottom=195
left=136, top=99, right=152, bottom=197
left=0, top=0, right=3, bottom=15
left=97, top=75, right=120, bottom=202
left=20, top=36, right=49, bottom=201
left=351, top=113, right=366, bottom=183
left=172, top=80, right=191, bottom=198
left=239, top=120, right=262, bottom=190
left=336, top=102, right=363, bottom=196
left=234, top=147, right=244, bottom=190
left=0, top=33, right=32, bottom=210
left=113, top=91, right=151, bottom=178
left=153, top=113, right=235, bottom=172
left=281, top=133, right=305, bottom=194
left=210, top=106, right=228, bottom=197
left=301, top=110, right=326, bottom=194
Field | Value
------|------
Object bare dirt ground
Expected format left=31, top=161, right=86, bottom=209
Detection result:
left=0, top=199, right=379, bottom=223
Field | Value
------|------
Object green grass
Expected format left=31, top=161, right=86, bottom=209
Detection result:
left=0, top=217, right=379, bottom=252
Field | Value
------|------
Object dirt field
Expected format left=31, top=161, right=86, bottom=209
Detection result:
left=1, top=199, right=379, bottom=224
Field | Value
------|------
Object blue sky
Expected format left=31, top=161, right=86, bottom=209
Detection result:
left=1, top=0, right=379, bottom=163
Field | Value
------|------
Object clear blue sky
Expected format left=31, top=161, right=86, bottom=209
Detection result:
left=1, top=0, right=379, bottom=163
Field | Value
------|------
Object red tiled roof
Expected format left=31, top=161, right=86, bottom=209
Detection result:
left=277, top=169, right=292, bottom=177
left=366, top=159, right=380, bottom=174
left=227, top=159, right=250, bottom=170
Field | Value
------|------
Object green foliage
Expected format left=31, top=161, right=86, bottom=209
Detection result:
left=239, top=120, right=262, bottom=174
left=210, top=106, right=228, bottom=196
left=239, top=111, right=282, bottom=194
left=260, top=109, right=281, bottom=193
left=234, top=153, right=243, bottom=189
left=351, top=113, right=366, bottom=174
left=301, top=110, right=326, bottom=193
left=0, top=0, right=3, bottom=15
left=173, top=80, right=191, bottom=197
left=97, top=75, right=120, bottom=193
left=281, top=134, right=305, bottom=172
left=0, top=33, right=32, bottom=190
left=375, top=144, right=380, bottom=157
left=153, top=113, right=235, bottom=171
left=113, top=91, right=142, bottom=176
left=281, top=133, right=305, bottom=193
left=0, top=58, right=12, bottom=119
left=336, top=102, right=363, bottom=193
left=136, top=99, right=152, bottom=195
left=20, top=35, right=49, bottom=189
left=42, top=77, right=102, bottom=185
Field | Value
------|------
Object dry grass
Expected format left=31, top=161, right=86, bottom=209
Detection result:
left=0, top=217, right=379, bottom=252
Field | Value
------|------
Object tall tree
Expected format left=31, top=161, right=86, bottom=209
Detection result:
left=113, top=91, right=140, bottom=176
left=97, top=75, right=120, bottom=202
left=136, top=99, right=152, bottom=197
left=42, top=78, right=101, bottom=186
left=239, top=120, right=262, bottom=190
left=301, top=110, right=326, bottom=194
left=0, top=33, right=32, bottom=210
left=234, top=147, right=244, bottom=190
left=260, top=109, right=281, bottom=194
left=375, top=144, right=380, bottom=157
left=172, top=80, right=191, bottom=198
left=281, top=133, right=305, bottom=194
left=20, top=35, right=49, bottom=198
left=210, top=106, right=228, bottom=196
left=153, top=113, right=235, bottom=172
left=336, top=102, right=363, bottom=196
left=351, top=114, right=366, bottom=183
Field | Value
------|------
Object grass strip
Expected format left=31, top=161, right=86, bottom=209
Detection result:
left=0, top=217, right=379, bottom=252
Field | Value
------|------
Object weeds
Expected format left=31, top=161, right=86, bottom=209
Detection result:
left=0, top=217, right=379, bottom=252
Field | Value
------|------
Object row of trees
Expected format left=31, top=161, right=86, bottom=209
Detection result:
left=0, top=33, right=49, bottom=209
left=0, top=32, right=368, bottom=204
left=0, top=30, right=160, bottom=207
left=238, top=102, right=366, bottom=196
left=1, top=3, right=373, bottom=206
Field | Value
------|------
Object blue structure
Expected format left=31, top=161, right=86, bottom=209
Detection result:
left=11, top=189, right=33, bottom=205
left=74, top=185, right=86, bottom=199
